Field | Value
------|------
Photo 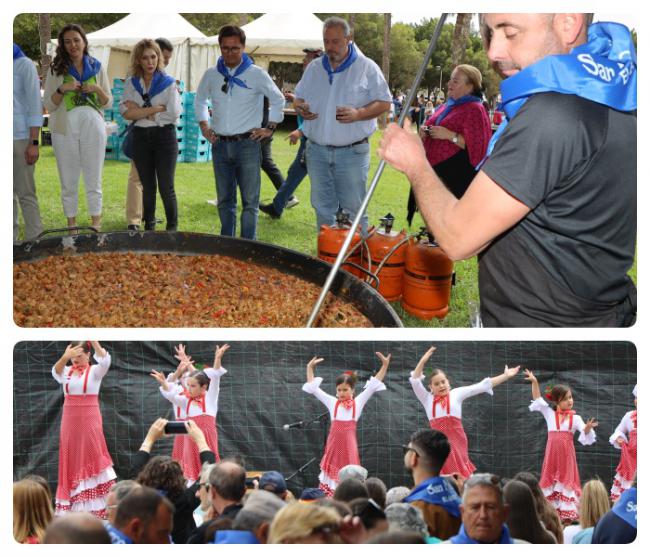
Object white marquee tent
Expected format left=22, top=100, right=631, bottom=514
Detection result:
left=50, top=13, right=325, bottom=91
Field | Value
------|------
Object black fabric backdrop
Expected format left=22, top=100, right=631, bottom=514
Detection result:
left=13, top=341, right=636, bottom=496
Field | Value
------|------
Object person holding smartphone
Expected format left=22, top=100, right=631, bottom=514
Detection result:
left=150, top=344, right=229, bottom=484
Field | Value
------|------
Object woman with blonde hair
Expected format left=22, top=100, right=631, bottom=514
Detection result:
left=269, top=502, right=342, bottom=543
left=13, top=479, right=54, bottom=544
left=565, top=478, right=610, bottom=544
left=120, top=38, right=181, bottom=231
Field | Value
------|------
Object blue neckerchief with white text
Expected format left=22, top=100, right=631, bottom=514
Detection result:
left=402, top=476, right=462, bottom=518
left=612, top=487, right=637, bottom=529
left=477, top=22, right=637, bottom=169
left=217, top=53, right=253, bottom=94
left=322, top=43, right=358, bottom=85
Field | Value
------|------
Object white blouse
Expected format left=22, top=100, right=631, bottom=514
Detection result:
left=159, top=367, right=227, bottom=417
left=51, top=351, right=111, bottom=395
left=302, top=376, right=386, bottom=421
left=119, top=76, right=182, bottom=128
left=409, top=373, right=493, bottom=421
left=609, top=410, right=636, bottom=447
left=529, top=397, right=596, bottom=445
left=165, top=371, right=191, bottom=419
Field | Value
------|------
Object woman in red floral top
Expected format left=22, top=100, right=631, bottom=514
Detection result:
left=408, top=65, right=491, bottom=222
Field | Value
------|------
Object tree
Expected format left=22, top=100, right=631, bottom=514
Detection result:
left=387, top=23, right=421, bottom=92
left=379, top=13, right=391, bottom=129
left=38, top=14, right=51, bottom=79
left=451, top=13, right=472, bottom=66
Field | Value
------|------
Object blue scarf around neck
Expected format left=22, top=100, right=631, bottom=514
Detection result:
left=67, top=54, right=102, bottom=83
left=402, top=476, right=462, bottom=518
left=434, top=95, right=483, bottom=125
left=612, top=487, right=637, bottom=529
left=322, top=42, right=358, bottom=84
left=131, top=71, right=176, bottom=105
left=478, top=22, right=637, bottom=169
left=449, top=524, right=514, bottom=544
left=217, top=53, right=253, bottom=93
left=13, top=43, right=26, bottom=60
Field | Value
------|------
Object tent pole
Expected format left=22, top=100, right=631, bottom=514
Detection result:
left=305, top=13, right=449, bottom=328
left=186, top=38, right=192, bottom=91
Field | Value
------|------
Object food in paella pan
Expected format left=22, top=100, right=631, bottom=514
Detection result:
left=13, top=252, right=372, bottom=328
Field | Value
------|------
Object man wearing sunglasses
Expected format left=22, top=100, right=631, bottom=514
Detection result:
left=402, top=429, right=462, bottom=540
left=195, top=25, right=285, bottom=240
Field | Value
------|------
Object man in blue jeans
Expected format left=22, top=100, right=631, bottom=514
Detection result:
left=294, top=16, right=391, bottom=234
left=259, top=47, right=322, bottom=219
left=195, top=25, right=284, bottom=239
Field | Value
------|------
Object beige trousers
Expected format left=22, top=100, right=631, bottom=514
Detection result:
left=126, top=161, right=143, bottom=225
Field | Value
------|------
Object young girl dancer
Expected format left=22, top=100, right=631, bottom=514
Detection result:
left=150, top=344, right=229, bottom=484
left=52, top=341, right=116, bottom=518
left=409, top=346, right=520, bottom=478
left=161, top=344, right=200, bottom=467
left=303, top=352, right=390, bottom=496
left=525, top=369, right=598, bottom=523
left=610, top=384, right=637, bottom=502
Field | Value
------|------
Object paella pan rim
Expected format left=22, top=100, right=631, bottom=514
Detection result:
left=13, top=230, right=403, bottom=328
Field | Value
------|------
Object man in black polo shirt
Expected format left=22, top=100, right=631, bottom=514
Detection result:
left=379, top=13, right=636, bottom=326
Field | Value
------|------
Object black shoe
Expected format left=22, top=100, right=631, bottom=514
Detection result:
left=259, top=203, right=281, bottom=219
left=127, top=224, right=139, bottom=231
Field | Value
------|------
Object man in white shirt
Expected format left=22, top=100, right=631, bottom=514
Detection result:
left=294, top=17, right=391, bottom=233
left=195, top=25, right=284, bottom=240
left=13, top=43, right=43, bottom=242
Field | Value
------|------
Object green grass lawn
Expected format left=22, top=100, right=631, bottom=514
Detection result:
left=25, top=126, right=636, bottom=328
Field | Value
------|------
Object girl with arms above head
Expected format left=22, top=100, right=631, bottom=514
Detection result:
left=303, top=352, right=390, bottom=496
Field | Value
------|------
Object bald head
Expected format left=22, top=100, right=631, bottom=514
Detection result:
left=209, top=460, right=246, bottom=502
left=43, top=513, right=111, bottom=544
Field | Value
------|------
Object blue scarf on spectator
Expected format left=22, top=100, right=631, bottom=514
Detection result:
left=211, top=530, right=260, bottom=544
left=106, top=524, right=133, bottom=544
left=434, top=95, right=483, bottom=125
left=67, top=54, right=102, bottom=83
left=217, top=53, right=253, bottom=93
left=402, top=476, right=462, bottom=518
left=478, top=22, right=637, bottom=169
left=612, top=488, right=637, bottom=529
left=130, top=71, right=175, bottom=105
left=13, top=43, right=26, bottom=60
left=322, top=43, right=358, bottom=84
left=449, top=524, right=514, bottom=544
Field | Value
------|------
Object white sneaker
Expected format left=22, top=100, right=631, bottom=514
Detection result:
left=285, top=196, right=299, bottom=209
left=207, top=198, right=218, bottom=206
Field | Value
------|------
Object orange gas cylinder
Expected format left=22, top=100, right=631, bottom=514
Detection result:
left=363, top=214, right=407, bottom=301
left=317, top=210, right=364, bottom=279
left=401, top=229, right=454, bottom=320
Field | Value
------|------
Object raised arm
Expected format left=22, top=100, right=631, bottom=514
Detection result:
left=490, top=365, right=521, bottom=388
left=306, top=356, right=324, bottom=383
left=150, top=369, right=171, bottom=392
left=90, top=341, right=107, bottom=359
left=413, top=346, right=436, bottom=379
left=374, top=352, right=391, bottom=383
left=213, top=344, right=230, bottom=370
left=524, top=369, right=542, bottom=400
left=53, top=344, right=84, bottom=376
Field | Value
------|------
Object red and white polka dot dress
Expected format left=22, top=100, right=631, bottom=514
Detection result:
left=410, top=374, right=494, bottom=479
left=165, top=372, right=190, bottom=467
left=610, top=410, right=637, bottom=502
left=159, top=366, right=226, bottom=484
left=303, top=376, right=386, bottom=493
left=51, top=352, right=116, bottom=519
left=530, top=397, right=596, bottom=523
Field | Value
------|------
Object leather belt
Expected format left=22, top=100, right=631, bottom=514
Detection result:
left=216, top=132, right=252, bottom=142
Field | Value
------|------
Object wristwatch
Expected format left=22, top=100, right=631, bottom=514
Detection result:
left=267, top=123, right=277, bottom=131
left=451, top=133, right=459, bottom=144
left=56, top=86, right=64, bottom=95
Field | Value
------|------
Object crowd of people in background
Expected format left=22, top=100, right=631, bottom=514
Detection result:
left=14, top=421, right=637, bottom=544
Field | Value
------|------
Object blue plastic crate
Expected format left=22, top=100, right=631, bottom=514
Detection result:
left=113, top=78, right=125, bottom=88
left=185, top=136, right=209, bottom=151
left=184, top=148, right=210, bottom=163
left=104, top=109, right=114, bottom=121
